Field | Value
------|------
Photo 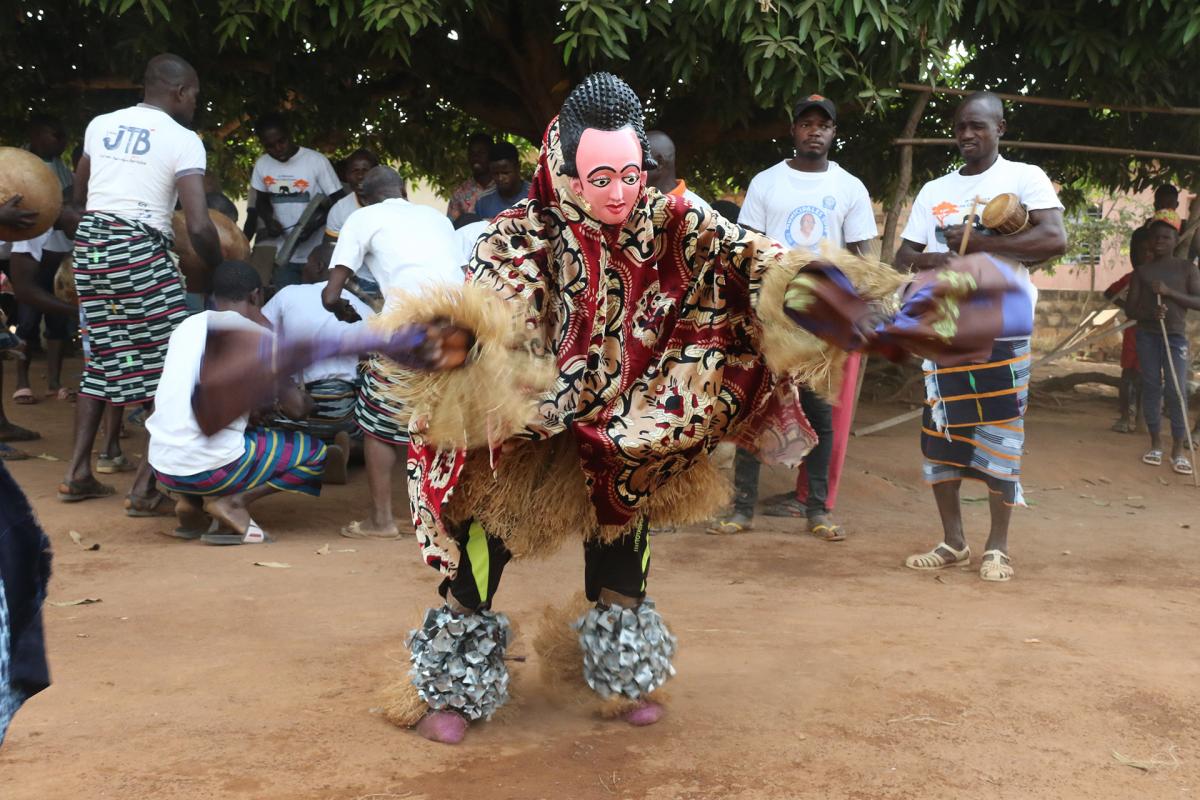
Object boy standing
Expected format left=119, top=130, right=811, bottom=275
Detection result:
left=1126, top=210, right=1200, bottom=475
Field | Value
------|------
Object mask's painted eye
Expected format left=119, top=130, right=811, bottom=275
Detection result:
left=622, top=173, right=640, bottom=185
left=588, top=176, right=611, bottom=188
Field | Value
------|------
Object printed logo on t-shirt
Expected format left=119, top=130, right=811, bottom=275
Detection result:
left=784, top=205, right=829, bottom=250
left=103, top=126, right=153, bottom=156
left=822, top=195, right=837, bottom=210
left=931, top=201, right=961, bottom=227
left=263, top=175, right=313, bottom=204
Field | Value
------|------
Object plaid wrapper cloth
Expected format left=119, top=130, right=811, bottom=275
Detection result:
left=921, top=339, right=1031, bottom=506
left=73, top=212, right=189, bottom=405
left=355, top=355, right=413, bottom=445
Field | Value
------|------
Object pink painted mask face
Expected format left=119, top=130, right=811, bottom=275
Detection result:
left=569, top=126, right=645, bottom=225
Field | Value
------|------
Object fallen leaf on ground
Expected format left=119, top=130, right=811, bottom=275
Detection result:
left=316, top=543, right=330, bottom=556
left=1046, top=485, right=1065, bottom=491
left=1023, top=638, right=1041, bottom=644
left=1126, top=495, right=1143, bottom=500
left=1097, top=476, right=1111, bottom=484
left=253, top=561, right=292, bottom=569
left=35, top=453, right=61, bottom=461
left=68, top=530, right=101, bottom=551
left=1158, top=477, right=1170, bottom=486
left=1062, top=550, right=1071, bottom=555
left=1081, top=477, right=1097, bottom=486
left=1078, top=493, right=1093, bottom=499
left=1124, top=503, right=1146, bottom=510
left=934, top=574, right=948, bottom=584
left=76, top=633, right=89, bottom=638
left=1092, top=499, right=1110, bottom=507
left=337, top=548, right=357, bottom=553
left=49, top=598, right=102, bottom=607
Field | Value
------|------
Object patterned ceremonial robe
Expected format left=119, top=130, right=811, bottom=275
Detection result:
left=408, top=118, right=818, bottom=578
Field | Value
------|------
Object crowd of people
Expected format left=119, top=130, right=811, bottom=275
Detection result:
left=2, top=53, right=1198, bottom=745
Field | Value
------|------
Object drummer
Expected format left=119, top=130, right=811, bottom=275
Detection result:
left=895, top=91, right=1067, bottom=583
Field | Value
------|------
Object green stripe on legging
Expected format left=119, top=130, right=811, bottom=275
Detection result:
left=640, top=526, right=651, bottom=593
left=466, top=521, right=491, bottom=604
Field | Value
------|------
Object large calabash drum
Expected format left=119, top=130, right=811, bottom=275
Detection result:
left=0, top=146, right=64, bottom=241
left=54, top=252, right=78, bottom=305
left=981, top=192, right=1030, bottom=235
left=172, top=209, right=251, bottom=294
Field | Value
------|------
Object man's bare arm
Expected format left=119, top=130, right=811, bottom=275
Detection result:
left=944, top=208, right=1068, bottom=267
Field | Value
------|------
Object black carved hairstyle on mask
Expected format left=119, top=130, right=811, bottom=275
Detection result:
left=558, top=72, right=657, bottom=178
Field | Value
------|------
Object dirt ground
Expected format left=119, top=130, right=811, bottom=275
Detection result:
left=1, top=359, right=1198, bottom=800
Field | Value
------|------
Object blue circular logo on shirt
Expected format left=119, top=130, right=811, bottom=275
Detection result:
left=822, top=195, right=837, bottom=210
left=784, top=205, right=829, bottom=250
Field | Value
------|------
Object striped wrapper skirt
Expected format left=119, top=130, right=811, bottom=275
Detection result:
left=154, top=427, right=327, bottom=498
left=73, top=212, right=189, bottom=405
left=355, top=355, right=413, bottom=445
left=921, top=339, right=1031, bottom=506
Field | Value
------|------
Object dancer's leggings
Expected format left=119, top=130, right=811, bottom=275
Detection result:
left=439, top=518, right=652, bottom=611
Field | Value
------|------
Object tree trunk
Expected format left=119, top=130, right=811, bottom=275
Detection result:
left=880, top=89, right=931, bottom=263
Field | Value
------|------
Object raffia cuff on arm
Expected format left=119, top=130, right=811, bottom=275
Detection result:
left=755, top=245, right=907, bottom=401
left=372, top=283, right=555, bottom=449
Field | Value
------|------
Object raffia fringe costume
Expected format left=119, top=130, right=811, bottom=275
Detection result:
left=376, top=115, right=905, bottom=727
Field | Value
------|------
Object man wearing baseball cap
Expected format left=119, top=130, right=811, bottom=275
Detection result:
left=709, top=93, right=877, bottom=541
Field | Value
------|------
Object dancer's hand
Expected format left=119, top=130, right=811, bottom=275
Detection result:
left=381, top=320, right=473, bottom=371
left=425, top=320, right=473, bottom=370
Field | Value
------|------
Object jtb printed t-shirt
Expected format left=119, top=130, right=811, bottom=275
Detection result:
left=740, top=160, right=876, bottom=251
left=250, top=146, right=342, bottom=262
left=901, top=155, right=1063, bottom=317
left=83, top=104, right=207, bottom=236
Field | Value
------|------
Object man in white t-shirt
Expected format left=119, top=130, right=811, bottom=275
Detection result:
left=324, top=166, right=464, bottom=539
left=250, top=113, right=343, bottom=287
left=60, top=53, right=222, bottom=517
left=148, top=260, right=327, bottom=545
left=9, top=229, right=75, bottom=405
left=896, top=91, right=1066, bottom=582
left=714, top=94, right=877, bottom=542
left=323, top=148, right=382, bottom=300
left=261, top=243, right=374, bottom=483
left=646, top=130, right=709, bottom=211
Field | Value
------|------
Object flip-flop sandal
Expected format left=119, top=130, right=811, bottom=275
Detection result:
left=124, top=491, right=175, bottom=517
left=11, top=388, right=37, bottom=405
left=1173, top=457, right=1194, bottom=476
left=761, top=492, right=808, bottom=518
left=57, top=478, right=117, bottom=502
left=1142, top=449, right=1164, bottom=466
left=53, top=387, right=77, bottom=403
left=979, top=549, right=1014, bottom=582
left=0, top=424, right=41, bottom=443
left=706, top=518, right=752, bottom=535
left=163, top=519, right=220, bottom=541
left=96, top=454, right=136, bottom=474
left=340, top=520, right=402, bottom=540
left=202, top=519, right=271, bottom=546
left=905, top=542, right=970, bottom=570
left=0, top=443, right=30, bottom=461
left=809, top=522, right=846, bottom=542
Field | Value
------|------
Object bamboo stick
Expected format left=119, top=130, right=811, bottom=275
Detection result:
left=897, top=82, right=1200, bottom=117
left=893, top=138, right=1200, bottom=165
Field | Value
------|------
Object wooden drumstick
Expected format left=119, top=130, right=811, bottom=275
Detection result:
left=958, top=197, right=981, bottom=256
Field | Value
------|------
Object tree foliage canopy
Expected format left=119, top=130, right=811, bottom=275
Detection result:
left=3, top=0, right=1199, bottom=201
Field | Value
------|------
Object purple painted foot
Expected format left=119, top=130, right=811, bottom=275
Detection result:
left=622, top=701, right=664, bottom=727
left=415, top=710, right=468, bottom=744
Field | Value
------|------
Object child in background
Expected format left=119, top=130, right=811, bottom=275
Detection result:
left=1105, top=226, right=1153, bottom=432
left=1126, top=210, right=1200, bottom=475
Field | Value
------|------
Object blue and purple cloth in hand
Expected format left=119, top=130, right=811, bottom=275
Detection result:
left=782, top=253, right=1033, bottom=366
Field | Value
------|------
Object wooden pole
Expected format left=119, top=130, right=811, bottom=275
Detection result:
left=896, top=82, right=1200, bottom=117
left=893, top=138, right=1200, bottom=165
left=880, top=89, right=931, bottom=261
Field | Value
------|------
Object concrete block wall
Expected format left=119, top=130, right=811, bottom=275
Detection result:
left=1033, top=289, right=1200, bottom=362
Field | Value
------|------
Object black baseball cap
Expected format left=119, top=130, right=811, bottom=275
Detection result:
left=792, top=94, right=837, bottom=123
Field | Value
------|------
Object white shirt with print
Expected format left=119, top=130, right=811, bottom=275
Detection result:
left=740, top=160, right=877, bottom=252
left=250, top=146, right=342, bottom=262
left=83, top=104, right=207, bottom=236
left=901, top=155, right=1063, bottom=314
left=261, top=281, right=374, bottom=383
